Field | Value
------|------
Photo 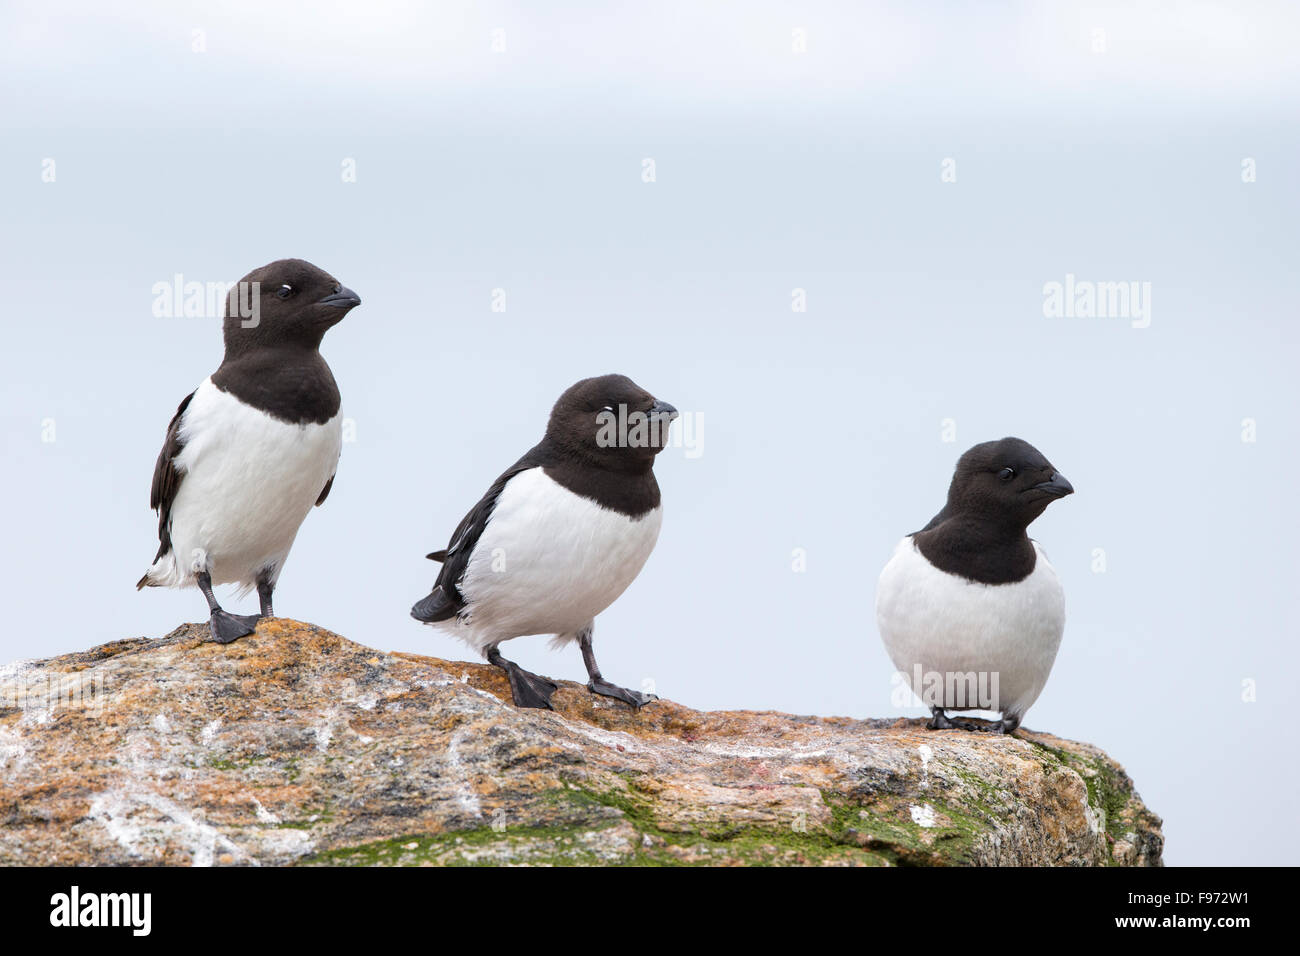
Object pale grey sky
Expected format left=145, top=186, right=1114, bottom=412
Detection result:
left=2, top=1, right=1297, bottom=865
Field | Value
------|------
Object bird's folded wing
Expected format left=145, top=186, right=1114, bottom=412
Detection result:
left=428, top=449, right=545, bottom=608
left=315, top=474, right=334, bottom=507
left=147, top=390, right=195, bottom=562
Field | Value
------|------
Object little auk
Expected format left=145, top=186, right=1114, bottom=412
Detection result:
left=412, top=374, right=677, bottom=710
left=137, top=258, right=360, bottom=643
left=876, top=437, right=1073, bottom=734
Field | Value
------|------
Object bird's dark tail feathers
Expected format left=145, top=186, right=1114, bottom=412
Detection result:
left=411, top=586, right=456, bottom=623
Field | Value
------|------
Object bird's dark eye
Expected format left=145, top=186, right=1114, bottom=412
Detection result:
left=998, top=467, right=1016, bottom=481
left=276, top=284, right=294, bottom=299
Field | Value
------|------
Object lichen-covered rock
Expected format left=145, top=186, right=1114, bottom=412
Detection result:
left=0, top=620, right=1162, bottom=866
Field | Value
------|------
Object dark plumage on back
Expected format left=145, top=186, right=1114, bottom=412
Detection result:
left=413, top=457, right=537, bottom=623
left=139, top=391, right=195, bottom=579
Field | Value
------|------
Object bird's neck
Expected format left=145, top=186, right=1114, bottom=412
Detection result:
left=914, top=513, right=1036, bottom=584
left=211, top=348, right=340, bottom=426
left=535, top=444, right=661, bottom=519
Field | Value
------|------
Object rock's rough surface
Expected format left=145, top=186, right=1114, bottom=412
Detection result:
left=0, top=620, right=1162, bottom=866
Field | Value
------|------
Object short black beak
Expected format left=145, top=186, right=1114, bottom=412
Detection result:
left=649, top=399, right=679, bottom=422
left=319, top=285, right=361, bottom=309
left=1032, top=472, right=1074, bottom=498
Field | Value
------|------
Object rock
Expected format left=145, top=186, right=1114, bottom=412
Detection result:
left=0, top=620, right=1162, bottom=866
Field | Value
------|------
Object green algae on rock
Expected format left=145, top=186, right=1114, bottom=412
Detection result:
left=0, top=619, right=1162, bottom=866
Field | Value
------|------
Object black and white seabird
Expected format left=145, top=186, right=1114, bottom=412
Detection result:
left=411, top=374, right=677, bottom=710
left=875, top=437, right=1074, bottom=734
left=137, top=258, right=360, bottom=644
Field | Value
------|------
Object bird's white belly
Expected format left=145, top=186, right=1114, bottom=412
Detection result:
left=449, top=467, right=662, bottom=649
left=875, top=536, right=1065, bottom=718
left=157, top=378, right=341, bottom=591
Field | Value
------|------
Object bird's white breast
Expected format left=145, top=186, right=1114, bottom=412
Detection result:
left=875, top=536, right=1065, bottom=719
left=156, top=377, right=341, bottom=590
left=449, top=467, right=662, bottom=649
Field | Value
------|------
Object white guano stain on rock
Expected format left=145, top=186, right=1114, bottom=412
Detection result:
left=311, top=708, right=337, bottom=752
left=89, top=790, right=256, bottom=867
left=199, top=719, right=222, bottom=745
left=252, top=799, right=280, bottom=825
left=0, top=725, right=26, bottom=774
left=445, top=728, right=483, bottom=818
left=918, top=743, right=934, bottom=789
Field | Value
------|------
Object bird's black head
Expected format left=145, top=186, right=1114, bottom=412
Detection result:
left=545, top=374, right=678, bottom=469
left=221, top=258, right=360, bottom=357
left=945, top=437, right=1073, bottom=529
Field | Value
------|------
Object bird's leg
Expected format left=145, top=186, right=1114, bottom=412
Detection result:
left=196, top=571, right=259, bottom=645
left=926, top=707, right=978, bottom=731
left=985, top=714, right=1021, bottom=735
left=927, top=707, right=958, bottom=730
left=486, top=646, right=557, bottom=710
left=578, top=626, right=656, bottom=709
left=256, top=572, right=275, bottom=619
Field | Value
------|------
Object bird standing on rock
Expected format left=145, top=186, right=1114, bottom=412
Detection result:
left=138, top=258, right=360, bottom=644
left=412, top=374, right=677, bottom=711
left=876, top=437, right=1073, bottom=734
